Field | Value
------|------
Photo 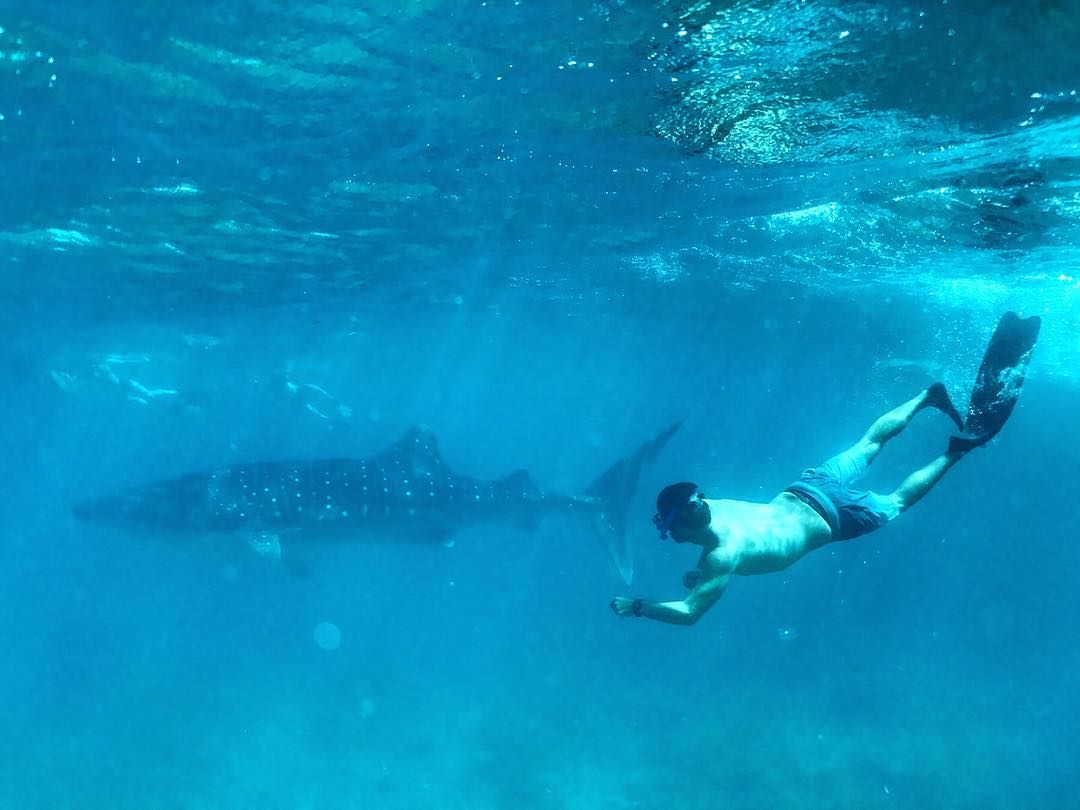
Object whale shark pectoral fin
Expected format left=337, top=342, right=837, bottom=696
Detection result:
left=246, top=530, right=313, bottom=577
left=246, top=531, right=282, bottom=562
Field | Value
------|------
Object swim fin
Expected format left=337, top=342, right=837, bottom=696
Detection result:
left=948, top=311, right=1041, bottom=454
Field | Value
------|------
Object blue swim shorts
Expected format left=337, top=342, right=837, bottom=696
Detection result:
left=784, top=447, right=900, bottom=540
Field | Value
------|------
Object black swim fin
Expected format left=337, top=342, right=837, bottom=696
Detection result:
left=949, top=311, right=1041, bottom=453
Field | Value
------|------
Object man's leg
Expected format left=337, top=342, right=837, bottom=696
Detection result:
left=889, top=450, right=964, bottom=512
left=840, top=388, right=936, bottom=471
left=840, top=383, right=965, bottom=471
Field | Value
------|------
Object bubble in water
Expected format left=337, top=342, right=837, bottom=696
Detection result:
left=777, top=626, right=798, bottom=641
left=314, top=621, right=342, bottom=651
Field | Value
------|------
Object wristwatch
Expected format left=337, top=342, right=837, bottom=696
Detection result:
left=632, top=598, right=644, bottom=617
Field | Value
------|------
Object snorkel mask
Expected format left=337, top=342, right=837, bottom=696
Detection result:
left=652, top=482, right=706, bottom=540
left=652, top=505, right=683, bottom=540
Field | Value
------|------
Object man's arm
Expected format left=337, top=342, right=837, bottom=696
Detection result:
left=611, top=572, right=731, bottom=626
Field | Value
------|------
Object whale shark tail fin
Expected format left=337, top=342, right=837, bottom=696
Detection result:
left=585, top=421, right=682, bottom=585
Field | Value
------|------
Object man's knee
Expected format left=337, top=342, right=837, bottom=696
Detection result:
left=850, top=438, right=881, bottom=468
left=857, top=436, right=881, bottom=455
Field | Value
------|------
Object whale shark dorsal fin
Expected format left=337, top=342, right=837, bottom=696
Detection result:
left=384, top=426, right=449, bottom=478
left=247, top=531, right=282, bottom=562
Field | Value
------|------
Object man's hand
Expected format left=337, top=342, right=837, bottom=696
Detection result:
left=610, top=596, right=642, bottom=617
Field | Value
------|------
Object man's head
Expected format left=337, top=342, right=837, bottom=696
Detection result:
left=653, top=482, right=711, bottom=543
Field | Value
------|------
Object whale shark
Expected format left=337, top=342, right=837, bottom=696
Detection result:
left=73, top=423, right=681, bottom=583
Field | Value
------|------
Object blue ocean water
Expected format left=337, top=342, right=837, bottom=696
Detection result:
left=2, top=1, right=1079, bottom=807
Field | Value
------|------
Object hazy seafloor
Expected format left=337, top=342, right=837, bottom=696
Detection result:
left=2, top=1, right=1079, bottom=808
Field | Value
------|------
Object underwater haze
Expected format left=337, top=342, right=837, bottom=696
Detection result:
left=2, top=1, right=1079, bottom=808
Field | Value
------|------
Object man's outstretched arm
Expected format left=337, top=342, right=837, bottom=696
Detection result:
left=611, top=573, right=731, bottom=626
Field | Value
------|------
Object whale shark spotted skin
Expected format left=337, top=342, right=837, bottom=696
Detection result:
left=73, top=424, right=680, bottom=582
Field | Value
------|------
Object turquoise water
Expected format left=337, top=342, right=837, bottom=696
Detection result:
left=2, top=2, right=1079, bottom=808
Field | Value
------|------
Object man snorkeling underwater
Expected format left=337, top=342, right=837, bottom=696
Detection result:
left=611, top=312, right=1040, bottom=626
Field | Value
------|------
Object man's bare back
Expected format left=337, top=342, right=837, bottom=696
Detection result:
left=700, top=494, right=832, bottom=577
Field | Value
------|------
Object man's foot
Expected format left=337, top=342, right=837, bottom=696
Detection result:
left=926, top=382, right=965, bottom=431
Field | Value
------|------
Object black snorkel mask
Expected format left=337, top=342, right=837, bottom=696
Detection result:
left=652, top=489, right=707, bottom=540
